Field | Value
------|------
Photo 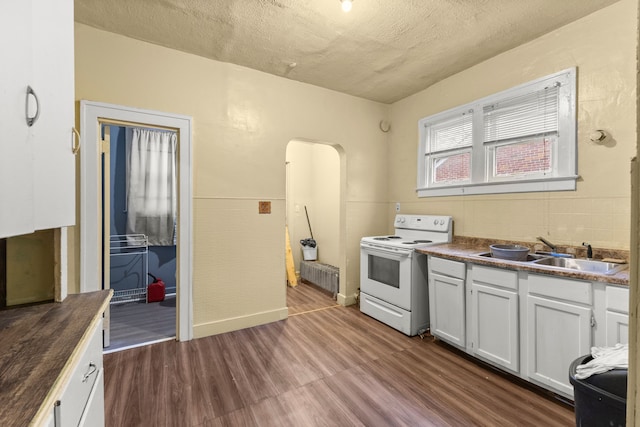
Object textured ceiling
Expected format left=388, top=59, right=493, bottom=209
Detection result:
left=75, top=0, right=619, bottom=104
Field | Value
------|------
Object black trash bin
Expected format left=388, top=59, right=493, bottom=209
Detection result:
left=569, top=355, right=627, bottom=427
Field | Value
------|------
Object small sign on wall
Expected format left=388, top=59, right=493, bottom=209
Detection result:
left=259, top=201, right=271, bottom=214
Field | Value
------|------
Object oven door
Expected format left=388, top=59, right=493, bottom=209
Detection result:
left=360, top=244, right=412, bottom=311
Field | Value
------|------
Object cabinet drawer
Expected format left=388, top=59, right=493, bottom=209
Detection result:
left=472, top=265, right=517, bottom=290
left=429, top=256, right=466, bottom=279
left=58, top=320, right=103, bottom=427
left=528, top=274, right=591, bottom=305
left=606, top=286, right=629, bottom=314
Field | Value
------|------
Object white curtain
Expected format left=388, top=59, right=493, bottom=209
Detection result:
left=126, top=128, right=177, bottom=246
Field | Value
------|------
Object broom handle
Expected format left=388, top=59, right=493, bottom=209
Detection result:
left=304, top=206, right=314, bottom=239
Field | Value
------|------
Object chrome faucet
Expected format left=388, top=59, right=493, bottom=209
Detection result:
left=582, top=242, right=593, bottom=260
left=536, top=236, right=557, bottom=252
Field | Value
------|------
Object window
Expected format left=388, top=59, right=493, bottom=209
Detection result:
left=417, top=68, right=576, bottom=197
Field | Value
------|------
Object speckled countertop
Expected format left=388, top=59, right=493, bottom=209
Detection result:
left=417, top=236, right=630, bottom=286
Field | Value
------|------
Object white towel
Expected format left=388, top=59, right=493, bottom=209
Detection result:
left=574, top=343, right=628, bottom=380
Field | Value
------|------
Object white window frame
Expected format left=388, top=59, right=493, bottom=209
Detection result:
left=417, top=68, right=577, bottom=197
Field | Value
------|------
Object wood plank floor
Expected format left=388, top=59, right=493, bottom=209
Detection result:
left=104, top=283, right=574, bottom=426
left=286, top=280, right=338, bottom=315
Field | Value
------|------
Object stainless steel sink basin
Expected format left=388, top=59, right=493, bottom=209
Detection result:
left=532, top=257, right=627, bottom=275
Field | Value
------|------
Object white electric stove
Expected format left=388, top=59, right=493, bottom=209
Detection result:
left=360, top=214, right=453, bottom=336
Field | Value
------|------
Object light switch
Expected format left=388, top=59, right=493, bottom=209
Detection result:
left=259, top=201, right=271, bottom=214
left=396, top=202, right=401, bottom=212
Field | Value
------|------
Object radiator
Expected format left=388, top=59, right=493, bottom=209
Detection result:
left=300, top=261, right=339, bottom=296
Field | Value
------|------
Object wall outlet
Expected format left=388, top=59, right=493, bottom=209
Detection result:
left=395, top=202, right=401, bottom=212
left=258, top=201, right=271, bottom=214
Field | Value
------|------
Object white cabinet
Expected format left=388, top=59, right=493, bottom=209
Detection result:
left=428, top=256, right=466, bottom=349
left=55, top=319, right=105, bottom=427
left=470, top=265, right=519, bottom=373
left=0, top=0, right=75, bottom=238
left=44, top=411, right=55, bottom=427
left=605, top=286, right=629, bottom=346
left=428, top=254, right=627, bottom=400
left=526, top=274, right=592, bottom=397
left=0, top=1, right=35, bottom=237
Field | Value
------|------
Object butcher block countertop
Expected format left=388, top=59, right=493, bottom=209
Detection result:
left=417, top=237, right=630, bottom=286
left=0, top=290, right=112, bottom=427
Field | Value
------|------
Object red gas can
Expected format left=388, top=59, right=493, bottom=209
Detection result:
left=147, top=273, right=166, bottom=303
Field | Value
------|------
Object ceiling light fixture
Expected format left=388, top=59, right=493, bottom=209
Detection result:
left=341, top=0, right=353, bottom=12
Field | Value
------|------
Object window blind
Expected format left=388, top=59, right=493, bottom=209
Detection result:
left=428, top=111, right=473, bottom=152
left=483, top=84, right=559, bottom=144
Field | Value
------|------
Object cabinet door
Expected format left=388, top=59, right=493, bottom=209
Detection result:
left=526, top=295, right=591, bottom=397
left=31, top=0, right=75, bottom=230
left=606, top=311, right=629, bottom=346
left=471, top=283, right=519, bottom=372
left=0, top=0, right=35, bottom=238
left=44, top=409, right=55, bottom=427
left=429, top=272, right=465, bottom=348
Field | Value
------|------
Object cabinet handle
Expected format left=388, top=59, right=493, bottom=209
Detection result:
left=82, top=362, right=97, bottom=382
left=72, top=127, right=81, bottom=154
left=54, top=400, right=61, bottom=425
left=25, top=86, right=40, bottom=127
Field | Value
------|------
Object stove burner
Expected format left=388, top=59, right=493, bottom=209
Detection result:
left=401, top=239, right=434, bottom=245
left=372, top=236, right=402, bottom=241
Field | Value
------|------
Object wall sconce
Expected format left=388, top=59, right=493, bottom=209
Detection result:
left=341, top=0, right=353, bottom=12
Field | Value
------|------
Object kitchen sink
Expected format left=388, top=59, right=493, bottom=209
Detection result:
left=475, top=252, right=546, bottom=262
left=531, top=257, right=627, bottom=275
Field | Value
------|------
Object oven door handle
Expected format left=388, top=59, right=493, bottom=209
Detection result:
left=361, top=244, right=412, bottom=258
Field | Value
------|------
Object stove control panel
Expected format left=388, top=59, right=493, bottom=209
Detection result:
left=394, top=214, right=452, bottom=232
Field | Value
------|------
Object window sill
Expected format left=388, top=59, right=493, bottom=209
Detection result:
left=417, top=176, right=578, bottom=197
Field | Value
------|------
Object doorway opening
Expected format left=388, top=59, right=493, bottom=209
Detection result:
left=102, top=124, right=178, bottom=352
left=80, top=101, right=193, bottom=351
left=285, top=139, right=346, bottom=312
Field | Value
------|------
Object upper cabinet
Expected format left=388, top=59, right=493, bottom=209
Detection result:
left=0, top=0, right=75, bottom=238
left=0, top=1, right=34, bottom=237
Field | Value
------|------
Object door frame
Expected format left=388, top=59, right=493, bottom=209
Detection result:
left=80, top=100, right=193, bottom=341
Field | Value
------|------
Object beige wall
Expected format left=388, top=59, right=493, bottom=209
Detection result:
left=286, top=141, right=340, bottom=270
left=389, top=0, right=637, bottom=250
left=74, top=23, right=389, bottom=336
left=6, top=230, right=55, bottom=305
left=65, top=0, right=636, bottom=338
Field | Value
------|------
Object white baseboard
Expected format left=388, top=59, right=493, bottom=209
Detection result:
left=193, top=307, right=288, bottom=338
left=337, top=293, right=357, bottom=307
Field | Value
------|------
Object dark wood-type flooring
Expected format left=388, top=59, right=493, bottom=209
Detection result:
left=107, top=295, right=176, bottom=353
left=104, top=283, right=574, bottom=426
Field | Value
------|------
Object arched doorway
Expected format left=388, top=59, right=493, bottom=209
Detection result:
left=285, top=139, right=347, bottom=306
